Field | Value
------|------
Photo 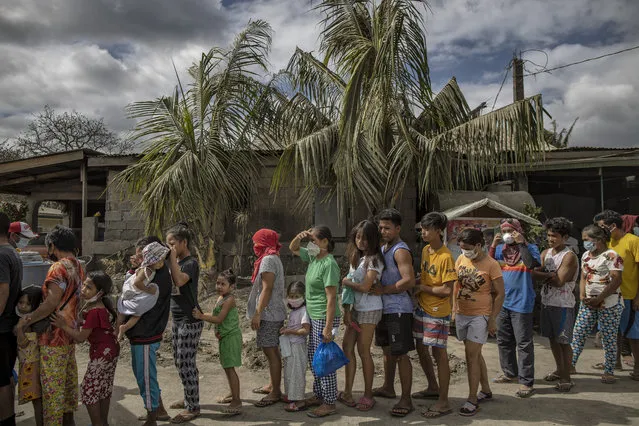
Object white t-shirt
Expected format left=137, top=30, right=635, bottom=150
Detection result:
left=581, top=249, right=623, bottom=308
left=352, top=256, right=384, bottom=312
left=285, top=306, right=310, bottom=344
left=541, top=247, right=578, bottom=308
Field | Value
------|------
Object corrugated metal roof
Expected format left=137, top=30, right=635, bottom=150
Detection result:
left=442, top=198, right=541, bottom=225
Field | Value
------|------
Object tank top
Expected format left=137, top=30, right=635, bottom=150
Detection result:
left=214, top=296, right=240, bottom=338
left=381, top=240, right=414, bottom=314
left=541, top=247, right=578, bottom=308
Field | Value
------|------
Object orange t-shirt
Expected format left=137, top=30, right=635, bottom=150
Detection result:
left=39, top=258, right=84, bottom=347
left=418, top=245, right=457, bottom=317
left=455, top=254, right=502, bottom=316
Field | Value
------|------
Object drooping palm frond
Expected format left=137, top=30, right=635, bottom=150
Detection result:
left=113, top=20, right=273, bottom=235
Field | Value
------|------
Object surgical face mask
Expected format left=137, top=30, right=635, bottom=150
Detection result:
left=15, top=306, right=25, bottom=318
left=462, top=248, right=478, bottom=260
left=83, top=291, right=102, bottom=304
left=502, top=233, right=515, bottom=245
left=306, top=241, right=321, bottom=257
left=287, top=298, right=305, bottom=308
left=633, top=227, right=639, bottom=237
left=583, top=241, right=596, bottom=252
left=16, top=238, right=29, bottom=249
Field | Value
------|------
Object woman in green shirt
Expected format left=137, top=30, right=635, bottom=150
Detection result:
left=288, top=226, right=340, bottom=418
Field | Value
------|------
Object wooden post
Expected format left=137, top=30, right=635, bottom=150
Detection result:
left=512, top=56, right=524, bottom=102
left=81, top=161, right=88, bottom=218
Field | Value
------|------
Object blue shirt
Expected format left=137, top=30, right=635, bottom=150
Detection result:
left=495, top=243, right=541, bottom=314
left=381, top=241, right=414, bottom=314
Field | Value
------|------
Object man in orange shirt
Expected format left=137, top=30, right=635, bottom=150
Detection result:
left=413, top=212, right=457, bottom=418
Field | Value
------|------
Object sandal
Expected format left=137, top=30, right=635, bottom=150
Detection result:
left=356, top=396, right=376, bottom=412
left=252, top=386, right=271, bottom=395
left=477, top=391, right=493, bottom=403
left=170, top=411, right=200, bottom=424
left=515, top=387, right=536, bottom=398
left=411, top=389, right=440, bottom=400
left=592, top=362, right=622, bottom=371
left=493, top=374, right=516, bottom=383
left=221, top=406, right=241, bottom=417
left=390, top=404, right=414, bottom=417
left=544, top=371, right=561, bottom=382
left=337, top=392, right=356, bottom=408
left=422, top=407, right=453, bottom=418
left=372, top=387, right=397, bottom=399
left=285, top=401, right=310, bottom=412
left=555, top=382, right=574, bottom=392
left=630, top=372, right=639, bottom=381
left=138, top=412, right=171, bottom=421
left=254, top=397, right=280, bottom=407
left=216, top=395, right=233, bottom=404
left=307, top=408, right=337, bottom=418
left=601, top=374, right=616, bottom=384
left=459, top=400, right=479, bottom=417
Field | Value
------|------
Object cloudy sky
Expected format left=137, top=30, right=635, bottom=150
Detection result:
left=1, top=0, right=638, bottom=148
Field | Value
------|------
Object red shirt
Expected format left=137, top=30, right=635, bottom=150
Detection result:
left=81, top=308, right=119, bottom=361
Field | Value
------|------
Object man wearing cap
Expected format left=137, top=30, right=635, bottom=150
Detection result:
left=8, top=222, right=37, bottom=251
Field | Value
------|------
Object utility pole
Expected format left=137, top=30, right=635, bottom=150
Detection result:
left=512, top=54, right=524, bottom=102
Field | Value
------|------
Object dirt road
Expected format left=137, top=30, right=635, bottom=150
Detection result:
left=15, top=332, right=639, bottom=425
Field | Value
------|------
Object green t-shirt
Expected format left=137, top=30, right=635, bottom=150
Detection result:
left=299, top=247, right=341, bottom=320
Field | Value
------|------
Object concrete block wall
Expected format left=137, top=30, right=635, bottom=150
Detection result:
left=102, top=170, right=145, bottom=248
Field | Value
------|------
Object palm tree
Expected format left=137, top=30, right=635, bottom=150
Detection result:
left=113, top=20, right=274, bottom=258
left=270, top=0, right=547, bottom=217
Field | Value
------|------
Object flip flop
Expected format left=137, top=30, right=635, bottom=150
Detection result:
left=138, top=412, right=171, bottom=421
left=544, top=372, right=561, bottom=382
left=630, top=372, right=639, bottom=381
left=554, top=382, right=575, bottom=392
left=515, top=387, right=536, bottom=398
left=252, top=386, right=271, bottom=395
left=216, top=395, right=233, bottom=404
left=592, top=362, right=622, bottom=371
left=390, top=405, right=414, bottom=417
left=221, top=407, right=241, bottom=417
left=285, top=401, right=310, bottom=412
left=477, top=391, right=493, bottom=403
left=422, top=407, right=453, bottom=418
left=493, top=374, right=516, bottom=383
left=601, top=374, right=616, bottom=384
left=307, top=408, right=337, bottom=418
left=411, top=389, right=440, bottom=400
left=356, top=396, right=376, bottom=412
left=337, top=392, right=356, bottom=408
left=372, top=388, right=397, bottom=399
left=170, top=411, right=200, bottom=424
left=459, top=400, right=479, bottom=417
left=254, top=397, right=280, bottom=408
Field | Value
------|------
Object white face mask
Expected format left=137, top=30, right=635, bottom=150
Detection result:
left=15, top=306, right=26, bottom=318
left=502, top=233, right=515, bottom=245
left=462, top=248, right=479, bottom=260
left=287, top=298, right=304, bottom=308
left=16, top=238, right=29, bottom=249
left=306, top=241, right=321, bottom=257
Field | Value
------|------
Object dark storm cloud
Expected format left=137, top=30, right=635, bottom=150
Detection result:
left=0, top=0, right=229, bottom=47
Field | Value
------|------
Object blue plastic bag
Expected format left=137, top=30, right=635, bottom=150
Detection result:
left=312, top=335, right=349, bottom=377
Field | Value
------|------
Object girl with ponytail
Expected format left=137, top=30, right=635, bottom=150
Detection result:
left=52, top=270, right=120, bottom=426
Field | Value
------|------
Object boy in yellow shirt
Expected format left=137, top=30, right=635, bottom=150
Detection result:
left=413, top=212, right=457, bottom=418
left=595, top=210, right=639, bottom=378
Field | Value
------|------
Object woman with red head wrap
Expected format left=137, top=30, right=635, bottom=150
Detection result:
left=247, top=229, right=287, bottom=407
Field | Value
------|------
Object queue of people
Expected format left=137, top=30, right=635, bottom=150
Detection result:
left=0, top=206, right=638, bottom=425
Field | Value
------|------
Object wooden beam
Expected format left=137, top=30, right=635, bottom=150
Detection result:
left=499, top=155, right=639, bottom=172
left=81, top=161, right=88, bottom=218
left=31, top=191, right=104, bottom=201
left=87, top=155, right=138, bottom=168
left=0, top=150, right=86, bottom=175
left=0, top=170, right=79, bottom=187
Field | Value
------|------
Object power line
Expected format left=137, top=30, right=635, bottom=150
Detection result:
left=491, top=61, right=512, bottom=111
left=523, top=45, right=639, bottom=77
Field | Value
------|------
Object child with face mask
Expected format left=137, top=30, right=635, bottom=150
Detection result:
left=281, top=281, right=311, bottom=411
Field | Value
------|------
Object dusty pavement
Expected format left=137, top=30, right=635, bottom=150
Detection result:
left=15, top=332, right=639, bottom=426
